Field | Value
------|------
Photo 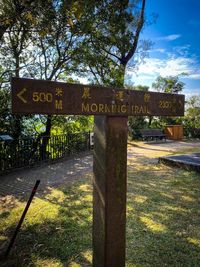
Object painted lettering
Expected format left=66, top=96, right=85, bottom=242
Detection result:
left=111, top=104, right=117, bottom=113
left=159, top=101, right=172, bottom=109
left=131, top=105, right=150, bottom=114
left=91, top=103, right=98, bottom=112
left=121, top=105, right=127, bottom=113
left=99, top=104, right=104, bottom=112
left=135, top=106, right=140, bottom=113
left=81, top=103, right=151, bottom=115
left=82, top=87, right=91, bottom=99
left=55, top=100, right=63, bottom=110
left=105, top=104, right=111, bottom=113
left=33, top=92, right=53, bottom=103
left=82, top=103, right=90, bottom=112
left=146, top=106, right=151, bottom=114
left=55, top=87, right=63, bottom=97
left=139, top=106, right=144, bottom=113
left=144, top=93, right=150, bottom=103
left=115, top=91, right=124, bottom=101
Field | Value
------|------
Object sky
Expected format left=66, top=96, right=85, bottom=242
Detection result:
left=129, top=0, right=200, bottom=97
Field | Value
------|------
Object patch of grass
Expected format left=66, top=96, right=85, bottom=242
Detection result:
left=0, top=182, right=93, bottom=267
left=126, top=168, right=200, bottom=267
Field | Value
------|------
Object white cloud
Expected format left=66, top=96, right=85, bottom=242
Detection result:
left=128, top=56, right=200, bottom=80
left=127, top=54, right=200, bottom=94
left=149, top=48, right=166, bottom=53
left=156, top=34, right=181, bottom=41
left=184, top=91, right=200, bottom=98
left=173, top=45, right=191, bottom=57
left=188, top=74, right=200, bottom=79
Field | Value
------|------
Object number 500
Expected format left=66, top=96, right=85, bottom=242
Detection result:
left=32, top=92, right=53, bottom=103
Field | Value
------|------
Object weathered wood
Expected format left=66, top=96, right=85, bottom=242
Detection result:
left=12, top=77, right=185, bottom=116
left=93, top=116, right=128, bottom=267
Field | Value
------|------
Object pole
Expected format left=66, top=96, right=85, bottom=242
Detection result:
left=93, top=116, right=128, bottom=266
left=5, top=180, right=40, bottom=258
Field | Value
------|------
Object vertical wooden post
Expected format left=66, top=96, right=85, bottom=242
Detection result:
left=93, top=116, right=128, bottom=267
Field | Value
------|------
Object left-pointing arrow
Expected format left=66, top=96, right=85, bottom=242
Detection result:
left=17, top=88, right=27, bottom=103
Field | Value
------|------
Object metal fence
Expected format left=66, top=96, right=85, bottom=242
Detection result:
left=0, top=132, right=91, bottom=175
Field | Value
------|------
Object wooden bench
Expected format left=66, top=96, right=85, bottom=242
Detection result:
left=140, top=129, right=166, bottom=142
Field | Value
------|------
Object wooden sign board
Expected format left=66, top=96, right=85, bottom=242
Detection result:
left=12, top=77, right=185, bottom=116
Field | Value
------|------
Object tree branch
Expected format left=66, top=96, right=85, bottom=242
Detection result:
left=121, top=0, right=146, bottom=66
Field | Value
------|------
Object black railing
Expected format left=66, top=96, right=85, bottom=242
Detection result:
left=0, top=132, right=91, bottom=174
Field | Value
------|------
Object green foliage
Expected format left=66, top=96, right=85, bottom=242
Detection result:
left=183, top=95, right=200, bottom=137
left=0, top=87, right=10, bottom=133
left=0, top=1, right=89, bottom=138
left=52, top=116, right=94, bottom=135
left=134, top=85, right=149, bottom=91
left=149, top=116, right=180, bottom=129
left=80, top=0, right=149, bottom=87
left=0, top=0, right=56, bottom=40
left=125, top=83, right=149, bottom=91
left=152, top=75, right=185, bottom=93
left=129, top=117, right=148, bottom=139
left=185, top=95, right=200, bottom=127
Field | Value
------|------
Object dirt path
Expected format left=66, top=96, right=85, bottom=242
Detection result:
left=128, top=139, right=200, bottom=160
left=0, top=151, right=92, bottom=200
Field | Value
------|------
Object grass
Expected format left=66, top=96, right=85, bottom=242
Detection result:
left=0, top=184, right=93, bottom=266
left=126, top=168, right=200, bottom=267
left=0, top=141, right=200, bottom=266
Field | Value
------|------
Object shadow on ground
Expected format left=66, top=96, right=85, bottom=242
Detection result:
left=0, top=181, right=93, bottom=267
left=126, top=167, right=200, bottom=266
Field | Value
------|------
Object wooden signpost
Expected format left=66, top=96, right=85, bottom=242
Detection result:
left=12, top=77, right=185, bottom=267
left=12, top=77, right=184, bottom=116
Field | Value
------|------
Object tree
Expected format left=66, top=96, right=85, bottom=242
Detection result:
left=80, top=0, right=149, bottom=88
left=0, top=0, right=92, bottom=139
left=134, top=85, right=149, bottom=91
left=0, top=11, right=33, bottom=138
left=185, top=95, right=200, bottom=128
left=0, top=0, right=55, bottom=41
left=18, top=1, right=93, bottom=157
left=152, top=75, right=185, bottom=93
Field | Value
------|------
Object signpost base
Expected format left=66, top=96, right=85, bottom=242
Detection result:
left=93, top=116, right=128, bottom=267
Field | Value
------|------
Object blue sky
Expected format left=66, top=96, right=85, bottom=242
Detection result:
left=129, top=0, right=200, bottom=97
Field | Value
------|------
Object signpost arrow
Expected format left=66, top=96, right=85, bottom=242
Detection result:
left=17, top=88, right=27, bottom=104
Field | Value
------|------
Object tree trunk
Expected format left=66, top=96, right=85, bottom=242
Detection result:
left=12, top=55, right=22, bottom=139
